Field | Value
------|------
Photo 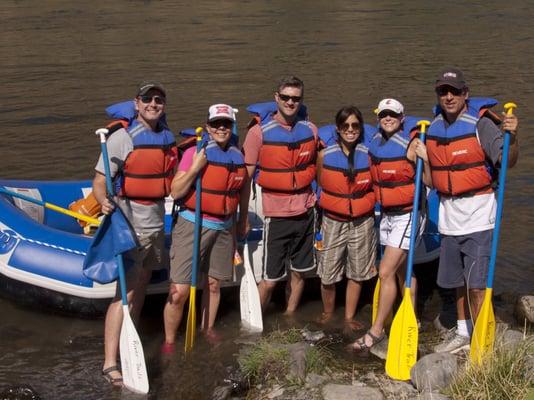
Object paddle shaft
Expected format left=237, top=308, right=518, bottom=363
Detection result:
left=404, top=129, right=426, bottom=288
left=0, top=187, right=100, bottom=226
left=485, top=123, right=513, bottom=290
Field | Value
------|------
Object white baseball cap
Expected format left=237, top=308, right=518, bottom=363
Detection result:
left=376, top=98, right=404, bottom=115
left=208, top=104, right=236, bottom=122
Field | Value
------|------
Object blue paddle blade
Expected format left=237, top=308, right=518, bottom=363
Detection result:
left=82, top=207, right=139, bottom=284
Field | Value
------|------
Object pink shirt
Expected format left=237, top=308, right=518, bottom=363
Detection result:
left=242, top=112, right=317, bottom=217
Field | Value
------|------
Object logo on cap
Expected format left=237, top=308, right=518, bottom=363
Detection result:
left=443, top=72, right=457, bottom=78
left=216, top=105, right=231, bottom=114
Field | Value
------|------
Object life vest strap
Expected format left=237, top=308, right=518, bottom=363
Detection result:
left=321, top=188, right=371, bottom=200
left=431, top=160, right=486, bottom=172
left=376, top=180, right=413, bottom=189
left=123, top=171, right=173, bottom=179
left=262, top=185, right=312, bottom=195
left=258, top=162, right=312, bottom=173
left=427, top=132, right=477, bottom=145
left=201, top=188, right=241, bottom=196
left=262, top=136, right=314, bottom=148
left=133, top=144, right=176, bottom=150
left=370, top=154, right=407, bottom=163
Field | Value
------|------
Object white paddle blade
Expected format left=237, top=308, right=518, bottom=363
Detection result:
left=119, top=305, right=149, bottom=394
left=240, top=242, right=263, bottom=332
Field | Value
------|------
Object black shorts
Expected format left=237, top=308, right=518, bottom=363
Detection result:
left=262, top=209, right=316, bottom=281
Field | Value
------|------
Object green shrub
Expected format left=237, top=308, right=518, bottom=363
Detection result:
left=445, top=334, right=534, bottom=400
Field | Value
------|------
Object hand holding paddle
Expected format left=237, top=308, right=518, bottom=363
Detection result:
left=95, top=128, right=149, bottom=394
left=385, top=120, right=429, bottom=380
left=471, top=102, right=517, bottom=365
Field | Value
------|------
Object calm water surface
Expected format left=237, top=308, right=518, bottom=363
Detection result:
left=1, top=1, right=533, bottom=398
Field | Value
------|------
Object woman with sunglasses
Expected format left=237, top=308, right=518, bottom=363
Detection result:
left=93, top=81, right=177, bottom=386
left=163, top=104, right=246, bottom=349
left=315, top=106, right=378, bottom=330
left=350, top=98, right=430, bottom=352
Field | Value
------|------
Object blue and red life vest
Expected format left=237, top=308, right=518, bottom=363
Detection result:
left=183, top=139, right=246, bottom=216
left=105, top=101, right=178, bottom=204
left=247, top=102, right=317, bottom=193
left=426, top=97, right=499, bottom=197
left=368, top=116, right=422, bottom=213
left=318, top=124, right=376, bottom=220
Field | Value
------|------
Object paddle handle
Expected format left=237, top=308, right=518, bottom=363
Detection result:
left=95, top=128, right=129, bottom=305
left=404, top=120, right=430, bottom=287
left=0, top=187, right=100, bottom=226
left=485, top=102, right=517, bottom=289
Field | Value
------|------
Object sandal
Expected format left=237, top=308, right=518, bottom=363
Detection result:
left=102, top=365, right=123, bottom=387
left=350, top=330, right=385, bottom=352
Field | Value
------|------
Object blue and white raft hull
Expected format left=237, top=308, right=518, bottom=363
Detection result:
left=0, top=179, right=439, bottom=317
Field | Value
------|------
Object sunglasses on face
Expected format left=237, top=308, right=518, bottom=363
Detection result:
left=339, top=122, right=361, bottom=131
left=436, top=86, right=464, bottom=97
left=277, top=93, right=302, bottom=103
left=378, top=110, right=401, bottom=119
left=209, top=119, right=233, bottom=129
left=139, top=95, right=166, bottom=105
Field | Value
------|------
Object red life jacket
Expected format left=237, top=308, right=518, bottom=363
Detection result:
left=368, top=117, right=422, bottom=213
left=319, top=133, right=375, bottom=221
left=256, top=115, right=317, bottom=193
left=117, top=120, right=178, bottom=204
left=426, top=97, right=500, bottom=197
left=183, top=140, right=246, bottom=217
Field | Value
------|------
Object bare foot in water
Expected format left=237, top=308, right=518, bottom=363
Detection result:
left=202, top=328, right=223, bottom=346
left=316, top=312, right=334, bottom=325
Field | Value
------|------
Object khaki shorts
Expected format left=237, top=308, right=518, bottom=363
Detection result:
left=169, top=216, right=234, bottom=284
left=122, top=230, right=167, bottom=286
left=317, top=214, right=377, bottom=285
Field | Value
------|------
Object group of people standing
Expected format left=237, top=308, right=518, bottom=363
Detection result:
left=92, top=68, right=520, bottom=386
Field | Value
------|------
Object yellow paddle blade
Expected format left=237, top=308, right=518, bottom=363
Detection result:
left=184, top=287, right=197, bottom=352
left=372, top=279, right=380, bottom=324
left=470, top=289, right=495, bottom=365
left=386, top=287, right=419, bottom=380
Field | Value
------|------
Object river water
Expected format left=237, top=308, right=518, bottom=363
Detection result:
left=1, top=1, right=533, bottom=399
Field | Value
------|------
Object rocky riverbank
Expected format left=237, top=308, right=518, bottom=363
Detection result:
left=212, top=294, right=534, bottom=400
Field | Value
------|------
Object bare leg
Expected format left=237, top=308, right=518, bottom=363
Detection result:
left=130, top=268, right=152, bottom=323
left=286, top=271, right=305, bottom=313
left=351, top=246, right=406, bottom=349
left=456, top=286, right=469, bottom=321
left=163, top=283, right=190, bottom=345
left=258, top=280, right=277, bottom=311
left=345, top=279, right=363, bottom=321
left=319, top=282, right=335, bottom=322
left=469, top=288, right=485, bottom=324
left=396, top=264, right=417, bottom=315
left=200, top=276, right=221, bottom=331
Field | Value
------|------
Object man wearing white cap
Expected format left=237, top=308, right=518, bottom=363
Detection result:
left=162, top=104, right=246, bottom=349
left=351, top=98, right=430, bottom=351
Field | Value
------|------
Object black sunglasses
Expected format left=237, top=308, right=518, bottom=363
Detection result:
left=378, top=110, right=402, bottom=119
left=278, top=93, right=302, bottom=103
left=339, top=122, right=361, bottom=131
left=139, top=95, right=165, bottom=105
left=436, top=86, right=464, bottom=97
left=209, top=119, right=233, bottom=129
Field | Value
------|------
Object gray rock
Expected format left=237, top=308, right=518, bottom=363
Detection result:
left=370, top=335, right=388, bottom=360
left=266, top=384, right=284, bottom=399
left=286, top=342, right=308, bottom=381
left=301, top=328, right=326, bottom=342
left=502, top=329, right=524, bottom=350
left=515, top=295, right=534, bottom=324
left=212, top=385, right=232, bottom=400
left=305, top=373, right=328, bottom=387
left=411, top=353, right=457, bottom=392
left=379, top=380, right=418, bottom=398
left=417, top=391, right=451, bottom=400
left=524, top=354, right=534, bottom=382
left=322, top=383, right=384, bottom=400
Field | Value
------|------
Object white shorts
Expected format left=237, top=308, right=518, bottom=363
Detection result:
left=379, top=211, right=425, bottom=250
